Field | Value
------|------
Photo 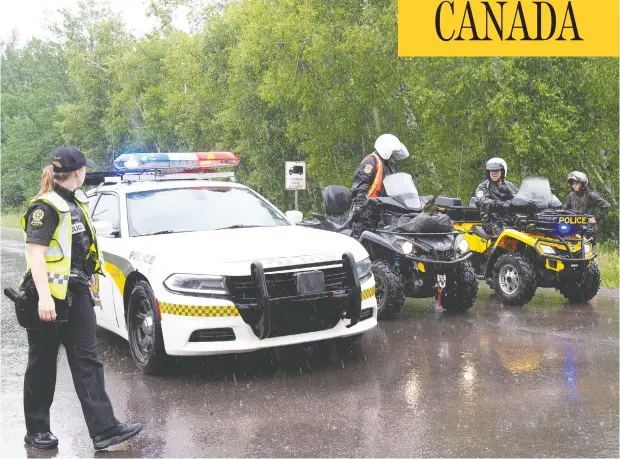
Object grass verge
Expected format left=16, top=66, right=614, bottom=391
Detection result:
left=598, top=245, right=619, bottom=289
left=1, top=211, right=23, bottom=229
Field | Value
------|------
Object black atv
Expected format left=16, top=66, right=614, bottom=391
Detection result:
left=304, top=173, right=479, bottom=318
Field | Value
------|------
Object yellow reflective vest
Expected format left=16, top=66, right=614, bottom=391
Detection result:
left=21, top=190, right=103, bottom=300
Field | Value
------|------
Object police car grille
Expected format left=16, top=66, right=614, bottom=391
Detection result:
left=227, top=266, right=348, bottom=302
left=267, top=299, right=343, bottom=338
left=227, top=264, right=351, bottom=338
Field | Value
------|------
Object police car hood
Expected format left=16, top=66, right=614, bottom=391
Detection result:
left=135, top=226, right=367, bottom=276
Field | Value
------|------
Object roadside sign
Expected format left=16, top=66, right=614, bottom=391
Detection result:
left=285, top=161, right=306, bottom=190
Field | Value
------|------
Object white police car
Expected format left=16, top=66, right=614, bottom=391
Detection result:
left=86, top=152, right=377, bottom=374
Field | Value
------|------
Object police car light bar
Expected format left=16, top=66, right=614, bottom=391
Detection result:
left=84, top=170, right=237, bottom=186
left=113, top=151, right=240, bottom=171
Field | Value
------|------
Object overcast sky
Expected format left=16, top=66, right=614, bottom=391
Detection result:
left=0, top=0, right=190, bottom=44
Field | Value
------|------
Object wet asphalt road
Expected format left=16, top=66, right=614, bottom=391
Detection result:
left=1, top=228, right=618, bottom=458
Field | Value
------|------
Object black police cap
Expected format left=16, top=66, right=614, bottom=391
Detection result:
left=51, top=146, right=97, bottom=172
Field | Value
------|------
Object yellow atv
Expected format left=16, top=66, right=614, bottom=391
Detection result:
left=435, top=177, right=599, bottom=306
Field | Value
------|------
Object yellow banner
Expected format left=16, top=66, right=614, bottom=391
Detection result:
left=398, top=0, right=619, bottom=56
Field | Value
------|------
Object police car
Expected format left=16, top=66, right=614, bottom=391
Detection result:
left=85, top=152, right=377, bottom=374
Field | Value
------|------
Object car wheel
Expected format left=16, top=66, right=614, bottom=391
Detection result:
left=127, top=280, right=170, bottom=375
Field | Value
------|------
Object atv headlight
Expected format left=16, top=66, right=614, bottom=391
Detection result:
left=356, top=257, right=372, bottom=281
left=164, top=274, right=227, bottom=295
left=400, top=241, right=414, bottom=255
left=539, top=244, right=556, bottom=255
left=455, top=235, right=470, bottom=255
left=584, top=242, right=592, bottom=255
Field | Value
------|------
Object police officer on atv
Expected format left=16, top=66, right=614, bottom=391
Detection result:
left=475, top=157, right=519, bottom=237
left=565, top=171, right=610, bottom=223
left=350, top=134, right=410, bottom=215
left=565, top=170, right=610, bottom=252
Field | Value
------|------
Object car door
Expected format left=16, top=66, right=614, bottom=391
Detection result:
left=91, top=193, right=122, bottom=326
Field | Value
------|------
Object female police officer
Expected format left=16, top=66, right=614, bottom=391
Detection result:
left=21, top=146, right=142, bottom=450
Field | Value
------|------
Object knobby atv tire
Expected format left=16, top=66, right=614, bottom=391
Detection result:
left=486, top=277, right=497, bottom=292
left=127, top=280, right=170, bottom=375
left=371, top=259, right=405, bottom=320
left=492, top=253, right=537, bottom=307
left=558, top=261, right=601, bottom=303
left=440, top=261, right=479, bottom=313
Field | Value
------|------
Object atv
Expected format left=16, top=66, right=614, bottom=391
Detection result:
left=435, top=177, right=599, bottom=306
left=303, top=173, right=479, bottom=318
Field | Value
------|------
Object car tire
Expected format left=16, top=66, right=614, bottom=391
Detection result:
left=492, top=253, right=537, bottom=306
left=372, top=259, right=405, bottom=320
left=558, top=261, right=601, bottom=303
left=440, top=261, right=479, bottom=313
left=127, top=280, right=170, bottom=375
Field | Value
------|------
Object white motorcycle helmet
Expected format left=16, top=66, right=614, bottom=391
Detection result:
left=374, top=134, right=409, bottom=161
left=567, top=171, right=588, bottom=187
left=486, top=157, right=508, bottom=180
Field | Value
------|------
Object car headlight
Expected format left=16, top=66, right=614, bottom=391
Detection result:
left=356, top=257, right=372, bottom=281
left=584, top=243, right=592, bottom=254
left=539, top=244, right=556, bottom=255
left=164, top=274, right=227, bottom=295
left=455, top=235, right=470, bottom=255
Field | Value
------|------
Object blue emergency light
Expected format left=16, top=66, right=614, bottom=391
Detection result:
left=556, top=222, right=573, bottom=236
left=113, top=152, right=240, bottom=171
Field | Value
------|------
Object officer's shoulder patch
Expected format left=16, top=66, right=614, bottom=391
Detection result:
left=30, top=208, right=45, bottom=227
left=363, top=164, right=373, bottom=174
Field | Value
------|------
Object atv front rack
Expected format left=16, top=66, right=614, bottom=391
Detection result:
left=248, top=252, right=362, bottom=339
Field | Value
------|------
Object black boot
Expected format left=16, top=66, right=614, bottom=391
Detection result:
left=24, top=432, right=58, bottom=449
left=92, top=422, right=142, bottom=450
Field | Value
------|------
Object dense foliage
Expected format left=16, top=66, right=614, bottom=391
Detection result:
left=2, top=0, right=618, bottom=240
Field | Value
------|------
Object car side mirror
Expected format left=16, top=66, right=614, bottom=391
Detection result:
left=285, top=210, right=304, bottom=225
left=93, top=220, right=119, bottom=238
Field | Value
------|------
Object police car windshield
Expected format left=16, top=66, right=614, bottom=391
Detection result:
left=383, top=173, right=422, bottom=209
left=514, top=177, right=554, bottom=206
left=126, top=187, right=290, bottom=236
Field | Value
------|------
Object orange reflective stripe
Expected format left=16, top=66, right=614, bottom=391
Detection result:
left=366, top=153, right=384, bottom=198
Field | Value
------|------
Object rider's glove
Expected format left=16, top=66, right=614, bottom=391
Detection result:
left=351, top=205, right=364, bottom=222
left=491, top=200, right=507, bottom=211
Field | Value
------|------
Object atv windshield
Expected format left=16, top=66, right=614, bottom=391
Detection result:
left=513, top=177, right=561, bottom=208
left=383, top=173, right=422, bottom=209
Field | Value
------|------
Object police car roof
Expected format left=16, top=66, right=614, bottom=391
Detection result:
left=95, top=179, right=248, bottom=193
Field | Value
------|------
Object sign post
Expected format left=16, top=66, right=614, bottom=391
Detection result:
left=285, top=161, right=306, bottom=210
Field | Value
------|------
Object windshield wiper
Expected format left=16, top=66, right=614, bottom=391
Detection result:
left=145, top=230, right=174, bottom=235
left=215, top=224, right=263, bottom=230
